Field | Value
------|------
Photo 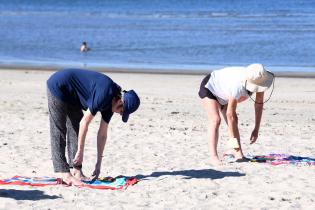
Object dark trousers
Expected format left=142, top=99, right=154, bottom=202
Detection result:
left=47, top=89, right=83, bottom=172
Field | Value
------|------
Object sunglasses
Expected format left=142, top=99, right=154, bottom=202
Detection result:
left=247, top=90, right=253, bottom=96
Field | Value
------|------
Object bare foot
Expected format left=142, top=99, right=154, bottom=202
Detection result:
left=223, top=149, right=249, bottom=163
left=209, top=155, right=223, bottom=166
left=72, top=168, right=88, bottom=181
left=60, top=172, right=84, bottom=186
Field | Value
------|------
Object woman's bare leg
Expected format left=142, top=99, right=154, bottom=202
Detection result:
left=202, top=98, right=222, bottom=166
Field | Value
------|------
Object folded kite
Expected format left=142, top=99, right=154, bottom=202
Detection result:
left=249, top=153, right=315, bottom=166
left=0, top=176, right=138, bottom=190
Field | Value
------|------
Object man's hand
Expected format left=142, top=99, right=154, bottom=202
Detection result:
left=73, top=150, right=84, bottom=166
left=250, top=128, right=259, bottom=144
left=91, top=162, right=101, bottom=180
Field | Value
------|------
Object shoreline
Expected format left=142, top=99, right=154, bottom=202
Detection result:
left=1, top=64, right=315, bottom=78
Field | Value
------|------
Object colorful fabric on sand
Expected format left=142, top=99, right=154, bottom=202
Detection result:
left=82, top=176, right=138, bottom=190
left=0, top=176, right=138, bottom=190
left=249, top=154, right=315, bottom=166
left=0, top=176, right=62, bottom=186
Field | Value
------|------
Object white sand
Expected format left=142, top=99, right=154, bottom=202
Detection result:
left=0, top=69, right=314, bottom=210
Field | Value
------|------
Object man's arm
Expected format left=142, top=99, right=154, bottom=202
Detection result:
left=73, top=109, right=94, bottom=165
left=96, top=118, right=108, bottom=165
left=250, top=92, right=264, bottom=144
left=91, top=118, right=108, bottom=179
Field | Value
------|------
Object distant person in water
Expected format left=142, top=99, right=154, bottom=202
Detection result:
left=80, top=42, right=90, bottom=52
left=198, top=63, right=274, bottom=166
left=47, top=69, right=140, bottom=186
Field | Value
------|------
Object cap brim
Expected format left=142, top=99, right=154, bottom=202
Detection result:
left=122, top=112, right=129, bottom=123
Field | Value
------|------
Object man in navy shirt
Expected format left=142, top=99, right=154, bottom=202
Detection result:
left=47, top=69, right=140, bottom=185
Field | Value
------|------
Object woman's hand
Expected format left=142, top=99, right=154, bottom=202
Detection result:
left=250, top=128, right=259, bottom=144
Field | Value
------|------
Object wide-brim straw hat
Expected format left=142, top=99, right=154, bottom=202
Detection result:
left=245, top=63, right=274, bottom=92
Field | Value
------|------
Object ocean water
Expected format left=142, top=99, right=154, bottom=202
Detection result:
left=0, top=0, right=315, bottom=72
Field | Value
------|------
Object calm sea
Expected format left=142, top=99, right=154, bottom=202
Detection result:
left=0, top=0, right=315, bottom=72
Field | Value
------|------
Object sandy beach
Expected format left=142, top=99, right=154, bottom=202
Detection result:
left=0, top=69, right=314, bottom=210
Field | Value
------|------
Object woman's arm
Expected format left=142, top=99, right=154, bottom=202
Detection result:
left=250, top=92, right=264, bottom=144
left=226, top=97, right=240, bottom=140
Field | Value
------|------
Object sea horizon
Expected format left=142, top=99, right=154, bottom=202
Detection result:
left=1, top=0, right=315, bottom=73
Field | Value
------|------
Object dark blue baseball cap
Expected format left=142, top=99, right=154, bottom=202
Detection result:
left=122, top=90, right=140, bottom=123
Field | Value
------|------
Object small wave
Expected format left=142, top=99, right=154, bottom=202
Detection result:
left=0, top=11, right=65, bottom=16
left=2, top=10, right=315, bottom=19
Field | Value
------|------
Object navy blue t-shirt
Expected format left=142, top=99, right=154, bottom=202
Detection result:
left=47, top=69, right=121, bottom=123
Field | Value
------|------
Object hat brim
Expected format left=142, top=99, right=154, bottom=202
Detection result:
left=245, top=72, right=274, bottom=93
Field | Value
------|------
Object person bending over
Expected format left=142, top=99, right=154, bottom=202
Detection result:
left=198, top=63, right=274, bottom=166
left=47, top=68, right=140, bottom=185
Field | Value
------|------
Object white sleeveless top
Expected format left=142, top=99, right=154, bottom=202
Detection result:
left=205, top=67, right=248, bottom=105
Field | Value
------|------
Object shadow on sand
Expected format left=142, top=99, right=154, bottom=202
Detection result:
left=135, top=168, right=245, bottom=180
left=0, top=189, right=61, bottom=201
